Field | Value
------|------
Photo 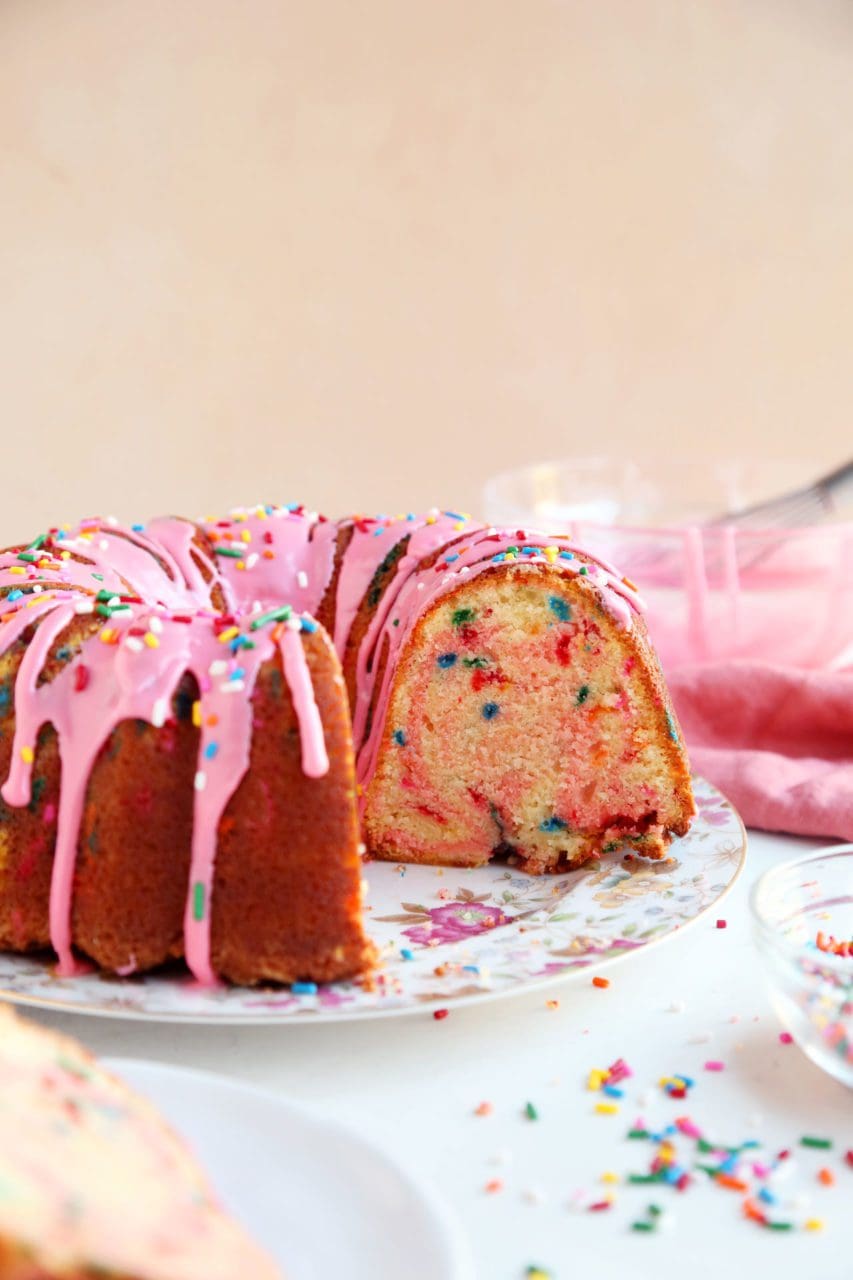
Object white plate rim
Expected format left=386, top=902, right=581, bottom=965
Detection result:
left=102, top=1055, right=477, bottom=1280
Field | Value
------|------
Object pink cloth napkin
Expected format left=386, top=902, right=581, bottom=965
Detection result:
left=666, top=661, right=853, bottom=841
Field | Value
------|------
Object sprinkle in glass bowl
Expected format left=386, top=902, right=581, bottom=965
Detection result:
left=750, top=846, right=853, bottom=1088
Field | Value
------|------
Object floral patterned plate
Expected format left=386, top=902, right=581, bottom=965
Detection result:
left=0, top=777, right=745, bottom=1023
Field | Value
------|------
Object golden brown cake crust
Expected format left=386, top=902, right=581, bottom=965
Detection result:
left=211, top=631, right=374, bottom=984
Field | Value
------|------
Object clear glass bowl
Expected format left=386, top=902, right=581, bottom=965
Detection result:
left=482, top=457, right=853, bottom=671
left=750, top=847, right=853, bottom=1088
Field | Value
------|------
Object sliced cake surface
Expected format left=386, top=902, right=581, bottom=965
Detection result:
left=362, top=557, right=694, bottom=871
left=0, top=1006, right=281, bottom=1280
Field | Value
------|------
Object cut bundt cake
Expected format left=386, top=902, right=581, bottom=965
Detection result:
left=0, top=506, right=694, bottom=986
left=0, top=1005, right=281, bottom=1279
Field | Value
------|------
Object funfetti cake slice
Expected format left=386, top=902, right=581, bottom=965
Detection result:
left=0, top=1005, right=282, bottom=1280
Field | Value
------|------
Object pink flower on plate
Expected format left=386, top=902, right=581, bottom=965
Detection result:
left=697, top=798, right=730, bottom=828
left=403, top=902, right=512, bottom=946
left=317, top=986, right=356, bottom=1009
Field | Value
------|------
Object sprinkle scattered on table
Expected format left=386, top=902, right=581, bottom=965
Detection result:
left=588, top=1057, right=633, bottom=1095
left=631, top=1202, right=671, bottom=1233
left=592, top=975, right=610, bottom=989
left=486, top=1047, right=850, bottom=1260
left=660, top=1073, right=694, bottom=1099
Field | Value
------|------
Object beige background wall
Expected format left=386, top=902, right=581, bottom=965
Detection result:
left=0, top=0, right=849, bottom=543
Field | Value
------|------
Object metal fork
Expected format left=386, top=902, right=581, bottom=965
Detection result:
left=616, top=457, right=853, bottom=589
left=712, top=458, right=853, bottom=529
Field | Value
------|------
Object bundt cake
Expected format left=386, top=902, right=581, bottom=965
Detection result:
left=0, top=506, right=695, bottom=986
left=0, top=1004, right=282, bottom=1279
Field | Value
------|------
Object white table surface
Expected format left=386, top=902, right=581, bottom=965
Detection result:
left=27, top=829, right=851, bottom=1280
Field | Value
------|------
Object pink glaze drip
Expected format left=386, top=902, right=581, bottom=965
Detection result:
left=334, top=512, right=472, bottom=653
left=2, top=604, right=193, bottom=976
left=0, top=516, right=217, bottom=611
left=182, top=614, right=330, bottom=982
left=331, top=512, right=465, bottom=651
left=0, top=504, right=646, bottom=982
left=56, top=525, right=209, bottom=610
left=207, top=507, right=337, bottom=615
left=279, top=627, right=330, bottom=778
left=145, top=516, right=222, bottom=607
left=181, top=628, right=271, bottom=986
left=1, top=602, right=78, bottom=810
